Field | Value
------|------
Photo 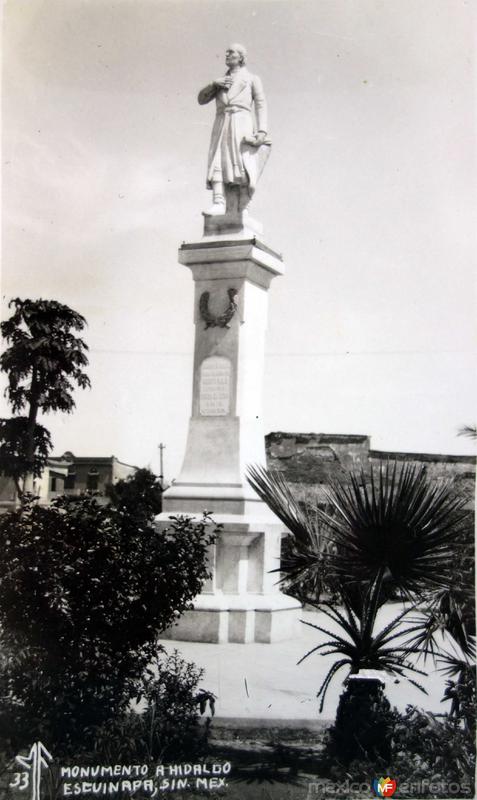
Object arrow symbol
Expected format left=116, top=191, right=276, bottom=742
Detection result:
left=15, top=742, right=53, bottom=800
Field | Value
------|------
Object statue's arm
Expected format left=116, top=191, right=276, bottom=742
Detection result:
left=198, top=83, right=217, bottom=105
left=252, top=75, right=268, bottom=134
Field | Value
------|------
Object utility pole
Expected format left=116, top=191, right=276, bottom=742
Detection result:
left=158, top=442, right=166, bottom=489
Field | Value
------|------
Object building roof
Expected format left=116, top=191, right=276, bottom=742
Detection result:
left=49, top=453, right=139, bottom=470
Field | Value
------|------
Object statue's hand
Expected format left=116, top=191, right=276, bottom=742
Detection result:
left=243, top=131, right=268, bottom=148
left=214, top=77, right=233, bottom=90
left=254, top=131, right=267, bottom=146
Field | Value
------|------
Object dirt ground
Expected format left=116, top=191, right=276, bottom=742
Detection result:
left=207, top=723, right=331, bottom=800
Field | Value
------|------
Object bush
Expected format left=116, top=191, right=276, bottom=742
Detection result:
left=441, top=663, right=476, bottom=742
left=88, top=650, right=214, bottom=764
left=326, top=705, right=475, bottom=798
left=105, top=467, right=163, bottom=517
left=0, top=651, right=215, bottom=800
left=0, top=496, right=216, bottom=756
left=391, top=706, right=475, bottom=798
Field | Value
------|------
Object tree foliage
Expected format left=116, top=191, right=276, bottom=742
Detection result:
left=105, top=467, right=163, bottom=518
left=0, top=496, right=216, bottom=755
left=391, top=705, right=475, bottom=797
left=0, top=298, right=90, bottom=414
left=0, top=298, right=90, bottom=494
left=90, top=651, right=214, bottom=764
left=0, top=417, right=52, bottom=484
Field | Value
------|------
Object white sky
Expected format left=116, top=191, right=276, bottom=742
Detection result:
left=2, top=0, right=476, bottom=479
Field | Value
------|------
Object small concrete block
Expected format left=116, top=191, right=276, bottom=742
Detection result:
left=228, top=610, right=246, bottom=643
left=254, top=607, right=301, bottom=643
left=161, top=609, right=223, bottom=644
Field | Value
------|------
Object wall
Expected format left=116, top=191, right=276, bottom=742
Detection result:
left=265, top=432, right=476, bottom=508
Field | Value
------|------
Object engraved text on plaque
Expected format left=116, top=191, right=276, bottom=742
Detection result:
left=199, top=356, right=231, bottom=416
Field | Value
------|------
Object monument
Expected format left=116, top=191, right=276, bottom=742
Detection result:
left=156, top=44, right=300, bottom=643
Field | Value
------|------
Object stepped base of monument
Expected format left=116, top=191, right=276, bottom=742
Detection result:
left=161, top=593, right=301, bottom=644
left=156, top=503, right=301, bottom=643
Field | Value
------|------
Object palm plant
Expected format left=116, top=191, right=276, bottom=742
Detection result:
left=319, top=462, right=467, bottom=598
left=300, top=584, right=427, bottom=712
left=247, top=462, right=469, bottom=707
left=247, top=467, right=330, bottom=602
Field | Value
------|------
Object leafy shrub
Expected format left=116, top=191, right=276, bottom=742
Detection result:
left=438, top=657, right=476, bottom=743
left=88, top=650, right=214, bottom=764
left=0, top=651, right=215, bottom=800
left=391, top=706, right=475, bottom=798
left=327, top=705, right=475, bottom=798
left=105, top=467, right=163, bottom=517
left=0, top=496, right=216, bottom=756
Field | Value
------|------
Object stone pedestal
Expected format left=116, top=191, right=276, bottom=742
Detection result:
left=156, top=214, right=301, bottom=643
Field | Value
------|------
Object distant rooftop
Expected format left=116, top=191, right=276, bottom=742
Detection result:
left=49, top=453, right=139, bottom=470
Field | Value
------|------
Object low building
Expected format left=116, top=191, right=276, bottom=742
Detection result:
left=0, top=452, right=138, bottom=511
left=46, top=452, right=138, bottom=504
left=265, top=432, right=476, bottom=508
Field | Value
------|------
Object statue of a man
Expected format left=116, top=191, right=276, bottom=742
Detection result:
left=198, top=43, right=269, bottom=216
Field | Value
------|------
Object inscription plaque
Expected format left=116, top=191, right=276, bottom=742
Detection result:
left=199, top=356, right=231, bottom=416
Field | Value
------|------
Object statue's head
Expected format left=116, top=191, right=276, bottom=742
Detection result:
left=225, top=43, right=247, bottom=67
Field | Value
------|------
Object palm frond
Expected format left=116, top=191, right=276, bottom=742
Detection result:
left=298, top=627, right=352, bottom=657
left=403, top=588, right=476, bottom=662
left=321, top=462, right=467, bottom=597
left=316, top=659, right=351, bottom=713
left=436, top=644, right=476, bottom=678
left=247, top=465, right=330, bottom=602
left=458, top=424, right=477, bottom=440
left=248, top=460, right=469, bottom=712
left=298, top=596, right=429, bottom=711
left=247, top=465, right=315, bottom=545
left=249, top=461, right=466, bottom=607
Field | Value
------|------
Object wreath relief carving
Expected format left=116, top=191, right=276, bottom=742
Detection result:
left=199, top=287, right=238, bottom=329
